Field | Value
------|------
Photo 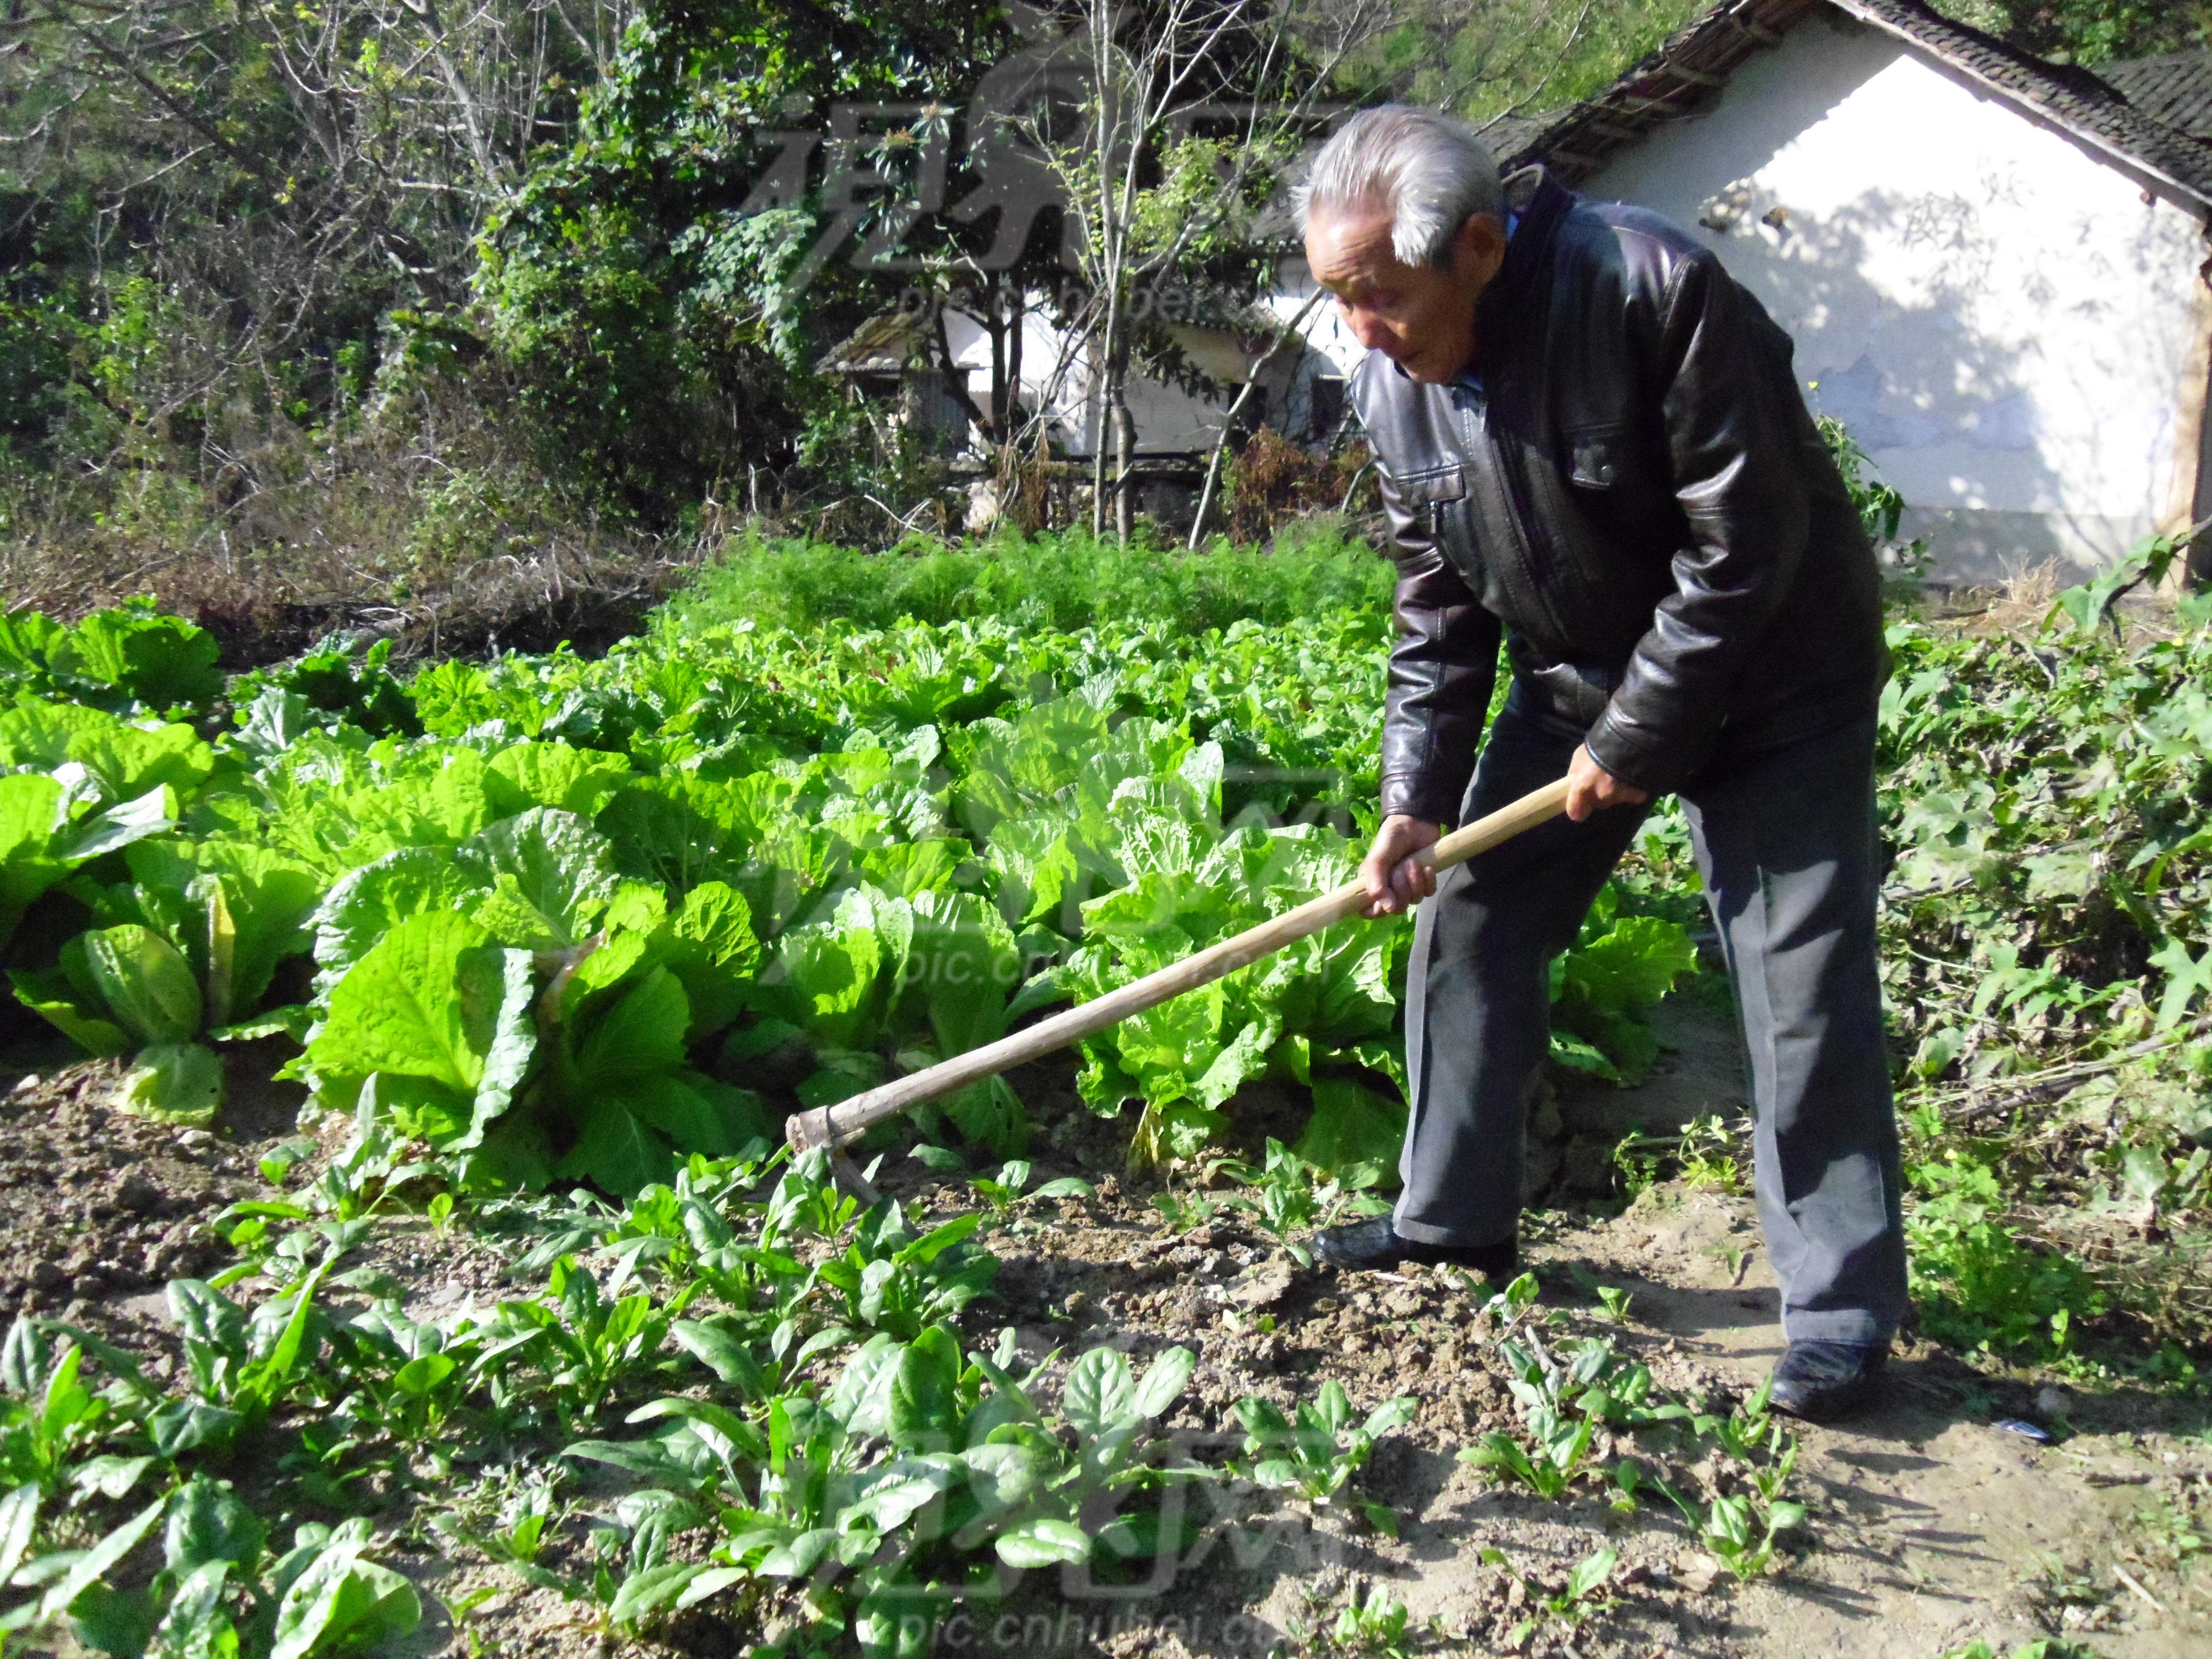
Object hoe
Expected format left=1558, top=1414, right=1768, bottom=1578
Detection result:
left=786, top=775, right=1570, bottom=1197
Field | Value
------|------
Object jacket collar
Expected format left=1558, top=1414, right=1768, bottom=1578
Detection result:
left=1472, top=166, right=1571, bottom=377
left=1494, top=166, right=1571, bottom=298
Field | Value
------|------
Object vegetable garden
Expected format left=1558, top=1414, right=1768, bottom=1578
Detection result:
left=0, top=528, right=2207, bottom=1658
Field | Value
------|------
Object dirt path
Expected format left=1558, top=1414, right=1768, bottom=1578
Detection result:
left=923, top=999, right=2210, bottom=1658
left=1529, top=1004, right=2212, bottom=1658
left=937, top=1194, right=2209, bottom=1659
left=4, top=1002, right=2207, bottom=1659
left=1540, top=1189, right=2208, bottom=1657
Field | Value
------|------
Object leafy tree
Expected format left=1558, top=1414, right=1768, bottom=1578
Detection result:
left=1934, top=0, right=2211, bottom=65
left=0, top=0, right=607, bottom=536
left=1338, top=0, right=1708, bottom=123
left=474, top=0, right=1017, bottom=516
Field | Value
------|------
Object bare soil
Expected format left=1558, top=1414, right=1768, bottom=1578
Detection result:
left=5, top=998, right=2207, bottom=1659
left=5, top=531, right=702, bottom=674
left=0, top=1052, right=293, bottom=1351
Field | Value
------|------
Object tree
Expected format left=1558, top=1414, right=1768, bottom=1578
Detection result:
left=991, top=0, right=1393, bottom=539
left=1934, top=0, right=2211, bottom=66
left=0, top=0, right=1822, bottom=560
left=0, top=0, right=612, bottom=514
left=474, top=1, right=1018, bottom=517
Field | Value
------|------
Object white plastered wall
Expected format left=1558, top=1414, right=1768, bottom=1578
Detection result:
left=942, top=306, right=1260, bottom=456
left=1581, top=10, right=2211, bottom=581
left=942, top=286, right=1359, bottom=458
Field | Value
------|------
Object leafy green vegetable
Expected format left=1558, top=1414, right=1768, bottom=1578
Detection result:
left=118, top=838, right=323, bottom=1025
left=1292, top=1076, right=1405, bottom=1179
left=0, top=601, right=223, bottom=715
left=456, top=808, right=621, bottom=951
left=268, top=1523, right=420, bottom=1659
left=0, top=703, right=215, bottom=806
left=0, top=582, right=1719, bottom=1190
left=1235, top=1380, right=1414, bottom=1505
left=45, top=603, right=224, bottom=713
left=12, top=924, right=220, bottom=1118
left=117, top=1043, right=226, bottom=1125
left=1549, top=897, right=1698, bottom=1084
left=0, top=773, right=175, bottom=951
left=303, top=912, right=535, bottom=1145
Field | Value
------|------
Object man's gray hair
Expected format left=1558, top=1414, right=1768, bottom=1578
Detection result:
left=1296, top=105, right=1506, bottom=269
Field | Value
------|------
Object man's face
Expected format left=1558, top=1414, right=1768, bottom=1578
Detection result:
left=1305, top=205, right=1505, bottom=385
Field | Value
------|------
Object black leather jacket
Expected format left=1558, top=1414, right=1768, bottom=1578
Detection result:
left=1357, top=167, right=1888, bottom=821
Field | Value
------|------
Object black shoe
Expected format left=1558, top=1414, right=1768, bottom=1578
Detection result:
left=1768, top=1339, right=1888, bottom=1422
left=1308, top=1215, right=1519, bottom=1280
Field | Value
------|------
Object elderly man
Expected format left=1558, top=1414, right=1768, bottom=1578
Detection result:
left=1298, top=106, right=1906, bottom=1421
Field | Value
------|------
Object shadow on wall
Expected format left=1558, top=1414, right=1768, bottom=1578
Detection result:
left=1720, top=186, right=2065, bottom=583
left=1711, top=179, right=2186, bottom=581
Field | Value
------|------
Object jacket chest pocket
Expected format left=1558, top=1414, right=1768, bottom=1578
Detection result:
left=1567, top=427, right=1626, bottom=492
left=1555, top=422, right=1666, bottom=560
left=1396, top=464, right=1471, bottom=556
left=1561, top=421, right=1674, bottom=525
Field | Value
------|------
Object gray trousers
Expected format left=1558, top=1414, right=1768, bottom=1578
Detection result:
left=1393, top=692, right=1909, bottom=1345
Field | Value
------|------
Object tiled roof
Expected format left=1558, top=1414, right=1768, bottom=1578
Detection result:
left=2100, top=50, right=2212, bottom=143
left=1504, top=0, right=2212, bottom=211
left=1500, top=0, right=1823, bottom=182
left=817, top=309, right=936, bottom=376
left=1472, top=113, right=1547, bottom=164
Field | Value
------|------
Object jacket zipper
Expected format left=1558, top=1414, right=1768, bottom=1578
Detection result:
left=1457, top=385, right=1573, bottom=657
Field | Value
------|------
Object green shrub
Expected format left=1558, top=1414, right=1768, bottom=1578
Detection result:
left=660, top=522, right=1395, bottom=635
left=1906, top=1151, right=2108, bottom=1363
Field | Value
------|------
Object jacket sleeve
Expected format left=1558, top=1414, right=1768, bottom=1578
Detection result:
left=1582, top=250, right=1812, bottom=793
left=1375, top=464, right=1501, bottom=824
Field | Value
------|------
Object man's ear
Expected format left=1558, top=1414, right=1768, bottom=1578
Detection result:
left=1450, top=212, right=1508, bottom=286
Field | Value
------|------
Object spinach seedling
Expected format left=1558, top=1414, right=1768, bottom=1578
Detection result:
left=0, top=1332, right=115, bottom=1500
left=475, top=1257, right=675, bottom=1428
left=812, top=1200, right=998, bottom=1344
left=1482, top=1543, right=1618, bottom=1644
left=1233, top=1380, right=1414, bottom=1507
left=1329, top=1581, right=1415, bottom=1656
left=1702, top=1489, right=1806, bottom=1579
left=149, top=1266, right=335, bottom=1456
left=967, top=1160, right=1094, bottom=1223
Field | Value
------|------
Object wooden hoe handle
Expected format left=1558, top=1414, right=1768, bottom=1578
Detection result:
left=785, top=775, right=1572, bottom=1154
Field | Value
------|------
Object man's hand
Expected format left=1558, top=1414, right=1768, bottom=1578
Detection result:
left=1359, top=814, right=1441, bottom=917
left=1565, top=743, right=1649, bottom=822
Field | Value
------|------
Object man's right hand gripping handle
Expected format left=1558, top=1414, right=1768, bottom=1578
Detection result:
left=1359, top=814, right=1442, bottom=917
